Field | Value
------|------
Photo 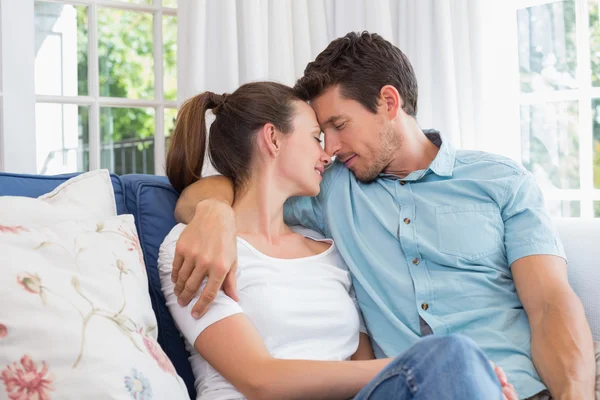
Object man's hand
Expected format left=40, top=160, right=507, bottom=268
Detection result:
left=172, top=199, right=238, bottom=318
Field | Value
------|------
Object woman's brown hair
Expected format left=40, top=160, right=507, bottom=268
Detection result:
left=166, top=82, right=299, bottom=193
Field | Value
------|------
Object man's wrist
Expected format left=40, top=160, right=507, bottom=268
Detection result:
left=556, top=385, right=594, bottom=400
left=195, top=197, right=234, bottom=218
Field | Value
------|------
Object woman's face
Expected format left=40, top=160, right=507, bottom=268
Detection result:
left=276, top=101, right=331, bottom=197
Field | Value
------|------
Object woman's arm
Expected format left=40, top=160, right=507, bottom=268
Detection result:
left=159, top=230, right=389, bottom=399
left=195, top=314, right=391, bottom=400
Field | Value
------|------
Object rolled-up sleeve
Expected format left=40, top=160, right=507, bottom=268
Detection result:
left=501, top=172, right=567, bottom=267
left=158, top=224, right=243, bottom=345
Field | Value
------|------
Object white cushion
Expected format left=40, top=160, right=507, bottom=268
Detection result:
left=40, top=168, right=117, bottom=220
left=554, top=218, right=600, bottom=341
left=0, top=170, right=189, bottom=400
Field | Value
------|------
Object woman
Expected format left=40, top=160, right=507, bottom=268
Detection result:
left=158, top=82, right=513, bottom=400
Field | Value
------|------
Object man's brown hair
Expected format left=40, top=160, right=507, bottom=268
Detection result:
left=294, top=31, right=418, bottom=117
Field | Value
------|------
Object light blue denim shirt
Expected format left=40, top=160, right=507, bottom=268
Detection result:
left=284, top=131, right=566, bottom=398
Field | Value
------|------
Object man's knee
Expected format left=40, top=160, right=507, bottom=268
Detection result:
left=418, top=334, right=486, bottom=364
left=433, top=334, right=479, bottom=352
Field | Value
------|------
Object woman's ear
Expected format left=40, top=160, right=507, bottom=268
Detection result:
left=258, top=123, right=280, bottom=157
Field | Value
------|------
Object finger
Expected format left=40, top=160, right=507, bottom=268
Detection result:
left=503, top=386, right=518, bottom=400
left=222, top=261, right=239, bottom=302
left=178, top=267, right=208, bottom=307
left=506, top=383, right=516, bottom=395
left=503, top=384, right=517, bottom=398
left=192, top=270, right=226, bottom=318
left=171, top=252, right=184, bottom=283
left=495, top=366, right=508, bottom=386
left=174, top=257, right=195, bottom=298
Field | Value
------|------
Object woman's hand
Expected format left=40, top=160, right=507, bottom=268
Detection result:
left=492, top=362, right=518, bottom=400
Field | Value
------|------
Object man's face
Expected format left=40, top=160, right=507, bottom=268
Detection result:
left=311, top=85, right=399, bottom=182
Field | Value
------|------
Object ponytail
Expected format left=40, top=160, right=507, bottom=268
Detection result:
left=166, top=92, right=225, bottom=193
left=167, top=82, right=298, bottom=194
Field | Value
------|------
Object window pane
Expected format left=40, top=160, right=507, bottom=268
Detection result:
left=163, top=15, right=177, bottom=101
left=595, top=201, right=600, bottom=217
left=590, top=0, right=600, bottom=87
left=165, top=108, right=177, bottom=154
left=100, top=107, right=155, bottom=175
left=545, top=200, right=580, bottom=217
left=593, top=98, right=600, bottom=188
left=113, top=0, right=152, bottom=4
left=98, top=8, right=154, bottom=99
left=520, top=101, right=579, bottom=190
left=163, top=0, right=177, bottom=7
left=35, top=3, right=88, bottom=96
left=517, top=0, right=577, bottom=93
left=36, top=103, right=89, bottom=174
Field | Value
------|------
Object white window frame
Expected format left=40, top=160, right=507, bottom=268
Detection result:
left=0, top=0, right=4, bottom=173
left=0, top=0, right=36, bottom=173
left=515, top=0, right=600, bottom=217
left=0, top=0, right=177, bottom=175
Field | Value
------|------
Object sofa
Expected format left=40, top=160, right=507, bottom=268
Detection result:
left=1, top=171, right=599, bottom=399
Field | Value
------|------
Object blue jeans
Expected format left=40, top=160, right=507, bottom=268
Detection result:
left=353, top=334, right=502, bottom=400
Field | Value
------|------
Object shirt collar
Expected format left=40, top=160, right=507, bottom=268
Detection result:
left=425, top=130, right=455, bottom=177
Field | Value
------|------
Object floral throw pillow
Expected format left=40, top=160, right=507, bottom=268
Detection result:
left=0, top=172, right=189, bottom=400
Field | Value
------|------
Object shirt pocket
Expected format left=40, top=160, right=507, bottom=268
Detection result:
left=435, top=203, right=503, bottom=261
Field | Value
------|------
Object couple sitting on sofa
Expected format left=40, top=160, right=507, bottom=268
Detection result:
left=158, top=32, right=598, bottom=400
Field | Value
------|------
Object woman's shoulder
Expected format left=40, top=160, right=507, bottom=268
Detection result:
left=161, top=223, right=187, bottom=248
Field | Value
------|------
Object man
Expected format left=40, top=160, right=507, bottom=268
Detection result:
left=171, top=32, right=596, bottom=399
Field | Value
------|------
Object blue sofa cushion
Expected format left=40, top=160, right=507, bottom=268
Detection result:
left=0, top=172, right=128, bottom=215
left=120, top=174, right=196, bottom=398
left=0, top=172, right=196, bottom=398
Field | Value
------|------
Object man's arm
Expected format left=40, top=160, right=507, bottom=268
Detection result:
left=501, top=171, right=596, bottom=399
left=172, top=175, right=238, bottom=317
left=512, top=255, right=595, bottom=400
left=174, top=175, right=234, bottom=223
left=172, top=168, right=332, bottom=318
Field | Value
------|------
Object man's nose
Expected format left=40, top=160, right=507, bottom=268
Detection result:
left=324, top=137, right=340, bottom=158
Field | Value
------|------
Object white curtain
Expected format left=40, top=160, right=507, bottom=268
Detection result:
left=178, top=0, right=516, bottom=153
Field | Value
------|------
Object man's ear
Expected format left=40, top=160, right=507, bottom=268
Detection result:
left=380, top=85, right=401, bottom=120
left=258, top=123, right=280, bottom=157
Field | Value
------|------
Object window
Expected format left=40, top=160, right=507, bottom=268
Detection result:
left=34, top=0, right=177, bottom=176
left=517, top=0, right=600, bottom=217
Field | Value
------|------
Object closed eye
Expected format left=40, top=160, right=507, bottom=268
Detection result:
left=335, top=122, right=346, bottom=130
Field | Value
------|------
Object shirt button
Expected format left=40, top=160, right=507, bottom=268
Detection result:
left=403, top=218, right=411, bottom=225
left=412, top=258, right=420, bottom=265
left=400, top=181, right=406, bottom=186
left=421, top=303, right=429, bottom=311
